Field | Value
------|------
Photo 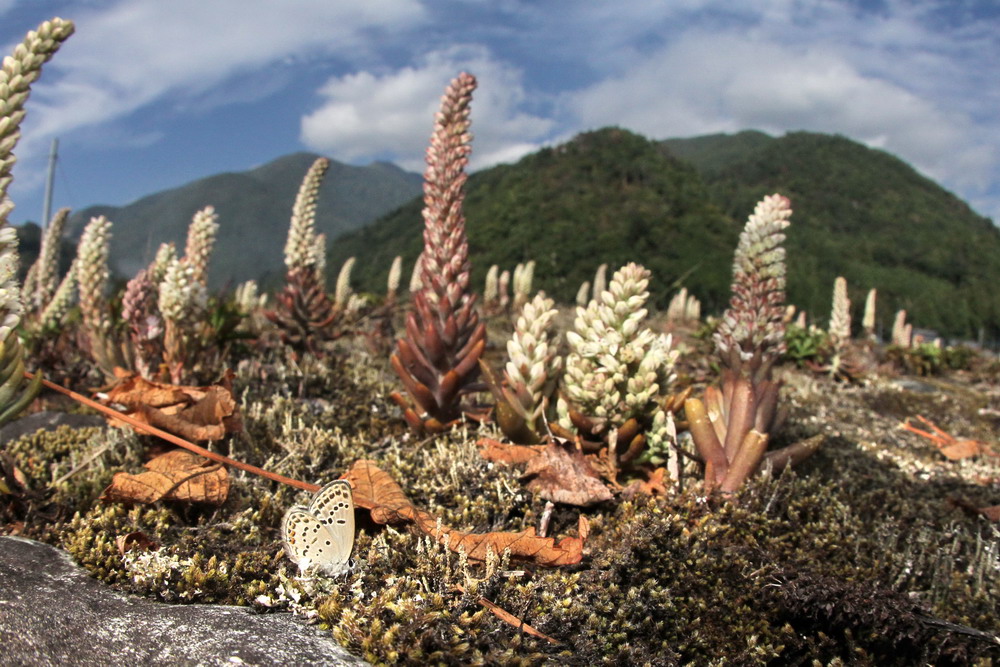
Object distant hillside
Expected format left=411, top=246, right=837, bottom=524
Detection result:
left=64, top=153, right=422, bottom=289
left=329, top=128, right=737, bottom=312
left=661, top=131, right=1000, bottom=339
left=329, top=127, right=1000, bottom=340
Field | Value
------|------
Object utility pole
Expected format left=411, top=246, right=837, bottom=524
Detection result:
left=41, top=137, right=58, bottom=228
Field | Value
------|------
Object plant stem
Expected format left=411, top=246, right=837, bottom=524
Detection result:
left=26, top=372, right=319, bottom=493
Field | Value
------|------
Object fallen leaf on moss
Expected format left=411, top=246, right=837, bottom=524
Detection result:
left=102, top=368, right=188, bottom=406
left=116, top=531, right=160, bottom=555
left=950, top=497, right=1000, bottom=522
left=521, top=444, right=612, bottom=506
left=102, top=370, right=242, bottom=441
left=478, top=437, right=612, bottom=506
left=477, top=437, right=546, bottom=465
left=343, top=459, right=587, bottom=566
left=939, top=440, right=984, bottom=461
left=901, top=416, right=996, bottom=461
left=620, top=467, right=671, bottom=499
left=101, top=449, right=229, bottom=505
left=979, top=505, right=1000, bottom=522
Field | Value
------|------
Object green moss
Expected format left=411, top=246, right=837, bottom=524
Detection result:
left=2, top=330, right=998, bottom=665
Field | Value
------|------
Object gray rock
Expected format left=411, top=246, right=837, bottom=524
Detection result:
left=891, top=378, right=938, bottom=394
left=0, top=411, right=107, bottom=446
left=0, top=536, right=366, bottom=666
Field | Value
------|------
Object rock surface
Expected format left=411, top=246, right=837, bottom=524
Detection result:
left=0, top=536, right=366, bottom=666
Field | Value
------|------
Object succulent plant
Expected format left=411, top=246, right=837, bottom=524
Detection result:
left=688, top=194, right=819, bottom=494
left=481, top=292, right=561, bottom=444
left=267, top=158, right=340, bottom=352
left=386, top=256, right=403, bottom=305
left=0, top=18, right=74, bottom=421
left=512, top=260, right=535, bottom=311
left=714, top=194, right=792, bottom=378
left=829, top=276, right=851, bottom=345
left=159, top=258, right=208, bottom=382
left=23, top=207, right=69, bottom=313
left=666, top=287, right=701, bottom=329
left=557, top=262, right=679, bottom=470
left=483, top=264, right=499, bottom=313
left=390, top=72, right=487, bottom=433
left=333, top=257, right=356, bottom=312
left=121, top=269, right=163, bottom=379
left=862, top=288, right=877, bottom=340
left=75, top=215, right=130, bottom=376
left=183, top=206, right=219, bottom=288
left=891, top=309, right=913, bottom=348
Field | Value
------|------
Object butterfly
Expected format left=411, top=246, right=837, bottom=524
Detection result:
left=281, top=479, right=355, bottom=576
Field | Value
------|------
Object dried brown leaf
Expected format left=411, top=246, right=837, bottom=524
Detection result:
left=116, top=531, right=160, bottom=556
left=103, top=371, right=241, bottom=442
left=105, top=368, right=189, bottom=407
left=621, top=467, right=671, bottom=499
left=476, top=437, right=546, bottom=465
left=939, top=440, right=984, bottom=461
left=978, top=505, right=1000, bottom=522
left=521, top=444, right=613, bottom=507
left=101, top=449, right=229, bottom=505
left=343, top=459, right=586, bottom=566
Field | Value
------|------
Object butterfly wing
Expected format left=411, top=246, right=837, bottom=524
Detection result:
left=309, top=479, right=355, bottom=574
left=281, top=506, right=333, bottom=574
left=309, top=480, right=355, bottom=537
left=281, top=480, right=356, bottom=576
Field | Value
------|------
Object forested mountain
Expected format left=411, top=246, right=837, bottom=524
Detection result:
left=661, top=131, right=1000, bottom=339
left=61, top=153, right=422, bottom=289
left=22, top=127, right=998, bottom=340
left=330, top=128, right=736, bottom=313
left=330, top=128, right=1000, bottom=339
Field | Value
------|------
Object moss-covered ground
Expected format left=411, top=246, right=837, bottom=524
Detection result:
left=2, top=323, right=999, bottom=666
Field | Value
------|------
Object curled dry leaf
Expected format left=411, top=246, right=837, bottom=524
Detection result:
left=477, top=438, right=546, bottom=465
left=948, top=497, right=1000, bottom=522
left=521, top=444, right=613, bottom=507
left=620, top=467, right=671, bottom=499
left=101, top=449, right=229, bottom=505
left=116, top=531, right=160, bottom=556
left=102, top=369, right=242, bottom=442
left=901, top=415, right=997, bottom=461
left=940, top=441, right=986, bottom=461
left=478, top=437, right=613, bottom=506
left=342, top=459, right=587, bottom=566
left=979, top=505, right=1000, bottom=523
left=979, top=505, right=1000, bottom=522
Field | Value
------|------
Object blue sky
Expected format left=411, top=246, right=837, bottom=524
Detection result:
left=2, top=0, right=999, bottom=225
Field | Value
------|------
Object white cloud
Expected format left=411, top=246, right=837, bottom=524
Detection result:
left=300, top=46, right=554, bottom=171
left=562, top=3, right=1000, bottom=220
left=17, top=0, right=426, bottom=161
left=4, top=0, right=999, bottom=223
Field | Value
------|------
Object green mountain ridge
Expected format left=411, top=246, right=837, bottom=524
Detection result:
left=330, top=128, right=737, bottom=314
left=62, top=152, right=423, bottom=289
left=329, top=127, right=1000, bottom=340
left=661, top=130, right=1000, bottom=339
left=24, top=127, right=998, bottom=341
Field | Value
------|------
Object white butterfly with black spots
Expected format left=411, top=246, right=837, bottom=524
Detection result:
left=281, top=479, right=355, bottom=576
